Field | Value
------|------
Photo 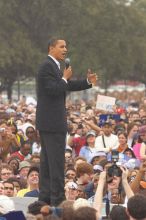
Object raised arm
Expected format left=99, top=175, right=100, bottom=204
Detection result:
left=93, top=171, right=106, bottom=218
left=121, top=167, right=134, bottom=199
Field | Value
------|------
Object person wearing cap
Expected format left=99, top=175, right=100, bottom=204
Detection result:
left=17, top=166, right=39, bottom=197
left=18, top=160, right=31, bottom=180
left=79, top=130, right=98, bottom=162
left=139, top=125, right=146, bottom=160
left=89, top=152, right=107, bottom=166
left=95, top=121, right=119, bottom=153
left=86, top=166, right=103, bottom=201
left=24, top=166, right=39, bottom=197
left=65, top=181, right=79, bottom=201
left=15, top=160, right=31, bottom=189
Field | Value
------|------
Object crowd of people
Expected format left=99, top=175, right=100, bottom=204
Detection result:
left=0, top=95, right=146, bottom=219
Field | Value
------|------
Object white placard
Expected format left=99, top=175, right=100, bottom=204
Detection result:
left=96, top=95, right=116, bottom=112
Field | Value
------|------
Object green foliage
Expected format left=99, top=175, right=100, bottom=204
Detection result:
left=0, top=0, right=146, bottom=99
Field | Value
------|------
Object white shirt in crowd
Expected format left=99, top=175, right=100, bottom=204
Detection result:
left=95, top=134, right=119, bottom=153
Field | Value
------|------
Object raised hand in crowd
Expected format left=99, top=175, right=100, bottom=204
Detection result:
left=87, top=69, right=98, bottom=86
left=82, top=117, right=101, bottom=134
left=93, top=170, right=106, bottom=219
left=130, top=161, right=146, bottom=194
left=120, top=166, right=134, bottom=199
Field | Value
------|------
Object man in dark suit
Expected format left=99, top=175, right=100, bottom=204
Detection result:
left=36, top=37, right=97, bottom=206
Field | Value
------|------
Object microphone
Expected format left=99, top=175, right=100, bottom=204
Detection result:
left=65, top=58, right=70, bottom=69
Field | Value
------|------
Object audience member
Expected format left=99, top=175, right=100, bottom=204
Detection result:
left=95, top=121, right=119, bottom=153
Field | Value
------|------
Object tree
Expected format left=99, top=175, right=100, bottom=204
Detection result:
left=0, top=0, right=146, bottom=100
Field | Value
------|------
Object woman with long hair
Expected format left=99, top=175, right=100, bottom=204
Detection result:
left=127, top=122, right=139, bottom=149
left=117, top=132, right=128, bottom=153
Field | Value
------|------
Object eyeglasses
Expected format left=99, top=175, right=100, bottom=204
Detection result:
left=1, top=172, right=12, bottom=176
left=4, top=187, right=14, bottom=190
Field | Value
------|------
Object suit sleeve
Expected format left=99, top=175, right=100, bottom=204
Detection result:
left=67, top=79, right=92, bottom=91
left=37, top=61, right=92, bottom=96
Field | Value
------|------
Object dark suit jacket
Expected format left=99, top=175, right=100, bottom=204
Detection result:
left=36, top=56, right=91, bottom=133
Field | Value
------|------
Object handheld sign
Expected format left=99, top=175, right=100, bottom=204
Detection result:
left=96, top=95, right=116, bottom=112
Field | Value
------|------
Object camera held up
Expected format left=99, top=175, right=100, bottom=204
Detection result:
left=107, top=150, right=122, bottom=179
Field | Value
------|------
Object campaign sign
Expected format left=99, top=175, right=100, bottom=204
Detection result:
left=96, top=95, right=116, bottom=112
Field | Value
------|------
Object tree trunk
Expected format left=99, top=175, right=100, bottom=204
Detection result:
left=6, top=81, right=13, bottom=103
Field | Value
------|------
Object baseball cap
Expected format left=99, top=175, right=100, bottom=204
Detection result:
left=93, top=165, right=103, bottom=172
left=66, top=182, right=78, bottom=190
left=89, top=152, right=107, bottom=164
left=27, top=166, right=39, bottom=177
left=86, top=130, right=96, bottom=137
left=18, top=160, right=31, bottom=171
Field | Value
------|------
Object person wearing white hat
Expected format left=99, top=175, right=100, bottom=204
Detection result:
left=79, top=130, right=98, bottom=163
left=65, top=181, right=79, bottom=201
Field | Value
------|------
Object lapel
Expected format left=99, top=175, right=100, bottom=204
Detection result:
left=47, top=56, right=63, bottom=78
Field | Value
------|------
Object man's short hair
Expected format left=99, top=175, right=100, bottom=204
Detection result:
left=74, top=156, right=87, bottom=163
left=127, top=194, right=146, bottom=220
left=48, top=37, right=64, bottom=52
left=28, top=200, right=47, bottom=215
left=72, top=206, right=97, bottom=220
left=76, top=162, right=93, bottom=178
left=110, top=205, right=129, bottom=220
left=0, top=164, right=13, bottom=173
left=3, top=180, right=14, bottom=189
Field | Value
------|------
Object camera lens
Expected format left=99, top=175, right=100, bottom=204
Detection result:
left=107, top=164, right=122, bottom=177
left=107, top=166, right=113, bottom=177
